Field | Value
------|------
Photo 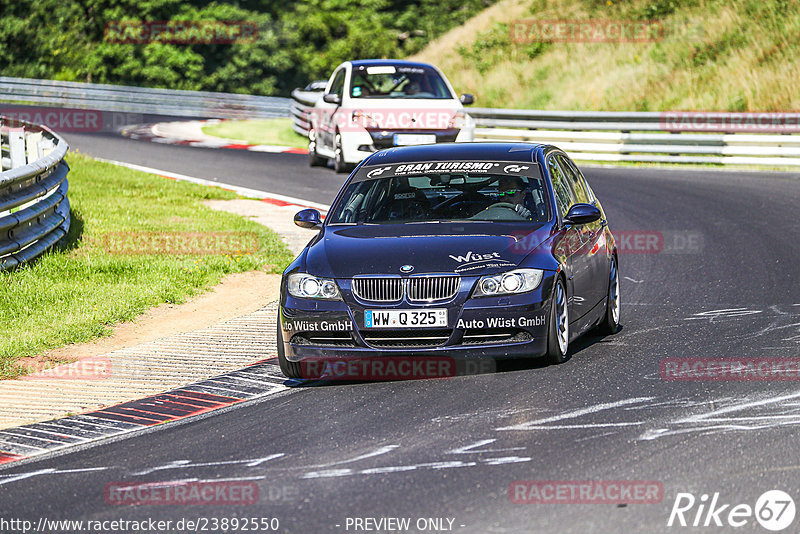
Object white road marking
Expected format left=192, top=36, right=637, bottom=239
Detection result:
left=574, top=431, right=618, bottom=443
left=95, top=158, right=330, bottom=210
left=302, top=468, right=353, bottom=479
left=640, top=391, right=800, bottom=440
left=131, top=455, right=285, bottom=476
left=0, top=469, right=55, bottom=486
left=0, top=466, right=108, bottom=486
left=495, top=397, right=653, bottom=431
left=312, top=445, right=400, bottom=468
left=684, top=308, right=763, bottom=322
left=246, top=453, right=286, bottom=467
left=673, top=390, right=800, bottom=424
left=303, top=456, right=532, bottom=479
left=482, top=456, right=531, bottom=465
left=624, top=277, right=643, bottom=283
left=503, top=423, right=644, bottom=430
left=447, top=439, right=525, bottom=454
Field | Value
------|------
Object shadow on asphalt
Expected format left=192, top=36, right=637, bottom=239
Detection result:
left=284, top=324, right=625, bottom=387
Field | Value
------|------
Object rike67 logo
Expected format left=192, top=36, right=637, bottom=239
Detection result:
left=668, top=490, right=796, bottom=531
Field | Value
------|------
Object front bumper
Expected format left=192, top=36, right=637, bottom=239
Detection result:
left=279, top=276, right=554, bottom=363
left=340, top=128, right=471, bottom=163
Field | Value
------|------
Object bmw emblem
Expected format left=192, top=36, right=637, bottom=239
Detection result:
left=400, top=265, right=414, bottom=273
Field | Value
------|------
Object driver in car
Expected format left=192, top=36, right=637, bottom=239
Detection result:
left=472, top=176, right=532, bottom=220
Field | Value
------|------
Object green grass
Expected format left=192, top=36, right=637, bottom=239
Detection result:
left=202, top=118, right=308, bottom=149
left=412, top=0, right=800, bottom=111
left=0, top=153, right=294, bottom=378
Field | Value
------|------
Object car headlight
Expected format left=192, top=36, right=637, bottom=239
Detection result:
left=448, top=111, right=465, bottom=129
left=352, top=110, right=379, bottom=129
left=287, top=273, right=342, bottom=300
left=473, top=269, right=543, bottom=297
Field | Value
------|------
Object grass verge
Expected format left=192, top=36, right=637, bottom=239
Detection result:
left=202, top=118, right=308, bottom=149
left=412, top=0, right=800, bottom=111
left=0, top=152, right=294, bottom=378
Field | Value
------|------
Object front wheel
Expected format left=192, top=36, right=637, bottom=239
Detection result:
left=546, top=277, right=570, bottom=364
left=277, top=322, right=302, bottom=379
left=307, top=129, right=326, bottom=167
left=597, top=255, right=620, bottom=335
left=333, top=133, right=352, bottom=173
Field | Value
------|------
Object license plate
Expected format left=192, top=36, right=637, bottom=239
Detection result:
left=393, top=134, right=436, bottom=146
left=365, top=309, right=447, bottom=328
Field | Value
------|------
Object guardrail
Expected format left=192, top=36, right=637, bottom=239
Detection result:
left=290, top=90, right=800, bottom=167
left=469, top=108, right=800, bottom=167
left=0, top=77, right=292, bottom=120
left=0, top=117, right=70, bottom=270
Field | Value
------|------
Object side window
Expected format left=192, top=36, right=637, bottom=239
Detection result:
left=557, top=155, right=591, bottom=204
left=329, top=69, right=345, bottom=98
left=547, top=155, right=575, bottom=217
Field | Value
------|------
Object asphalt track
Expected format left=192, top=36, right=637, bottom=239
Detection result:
left=2, top=131, right=800, bottom=533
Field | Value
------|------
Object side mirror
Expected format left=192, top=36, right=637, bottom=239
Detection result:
left=460, top=94, right=474, bottom=105
left=322, top=93, right=341, bottom=105
left=294, top=208, right=322, bottom=229
left=564, top=203, right=601, bottom=225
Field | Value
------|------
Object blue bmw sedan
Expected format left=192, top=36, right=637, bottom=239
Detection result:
left=278, top=142, right=619, bottom=379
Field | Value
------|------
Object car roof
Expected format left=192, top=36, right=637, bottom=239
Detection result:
left=349, top=59, right=437, bottom=70
left=361, top=142, right=547, bottom=166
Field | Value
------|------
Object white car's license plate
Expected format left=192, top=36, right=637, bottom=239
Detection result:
left=393, top=134, right=436, bottom=146
left=365, top=309, right=447, bottom=328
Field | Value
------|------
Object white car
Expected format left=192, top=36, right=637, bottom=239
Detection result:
left=307, top=59, right=475, bottom=172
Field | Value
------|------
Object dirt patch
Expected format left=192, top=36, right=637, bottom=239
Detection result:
left=31, top=271, right=281, bottom=366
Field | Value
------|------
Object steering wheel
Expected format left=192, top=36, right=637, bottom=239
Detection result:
left=404, top=200, right=428, bottom=220
left=491, top=202, right=519, bottom=211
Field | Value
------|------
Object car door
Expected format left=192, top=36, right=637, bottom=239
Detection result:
left=547, top=154, right=592, bottom=321
left=317, top=67, right=346, bottom=152
left=558, top=154, right=609, bottom=311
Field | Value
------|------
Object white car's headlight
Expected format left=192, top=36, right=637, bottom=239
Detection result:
left=287, top=273, right=341, bottom=300
left=473, top=269, right=543, bottom=297
left=352, top=110, right=379, bottom=129
left=448, top=110, right=466, bottom=129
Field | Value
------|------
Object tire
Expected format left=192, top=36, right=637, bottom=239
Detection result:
left=307, top=129, right=326, bottom=167
left=277, top=322, right=302, bottom=379
left=597, top=255, right=620, bottom=335
left=546, top=277, right=570, bottom=364
left=333, top=133, right=351, bottom=173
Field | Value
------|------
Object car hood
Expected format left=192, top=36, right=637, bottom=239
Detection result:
left=304, top=222, right=552, bottom=278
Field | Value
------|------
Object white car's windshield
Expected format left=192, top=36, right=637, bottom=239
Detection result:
left=350, top=65, right=453, bottom=99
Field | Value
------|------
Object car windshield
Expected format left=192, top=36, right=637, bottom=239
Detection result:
left=328, top=164, right=550, bottom=224
left=349, top=65, right=452, bottom=99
